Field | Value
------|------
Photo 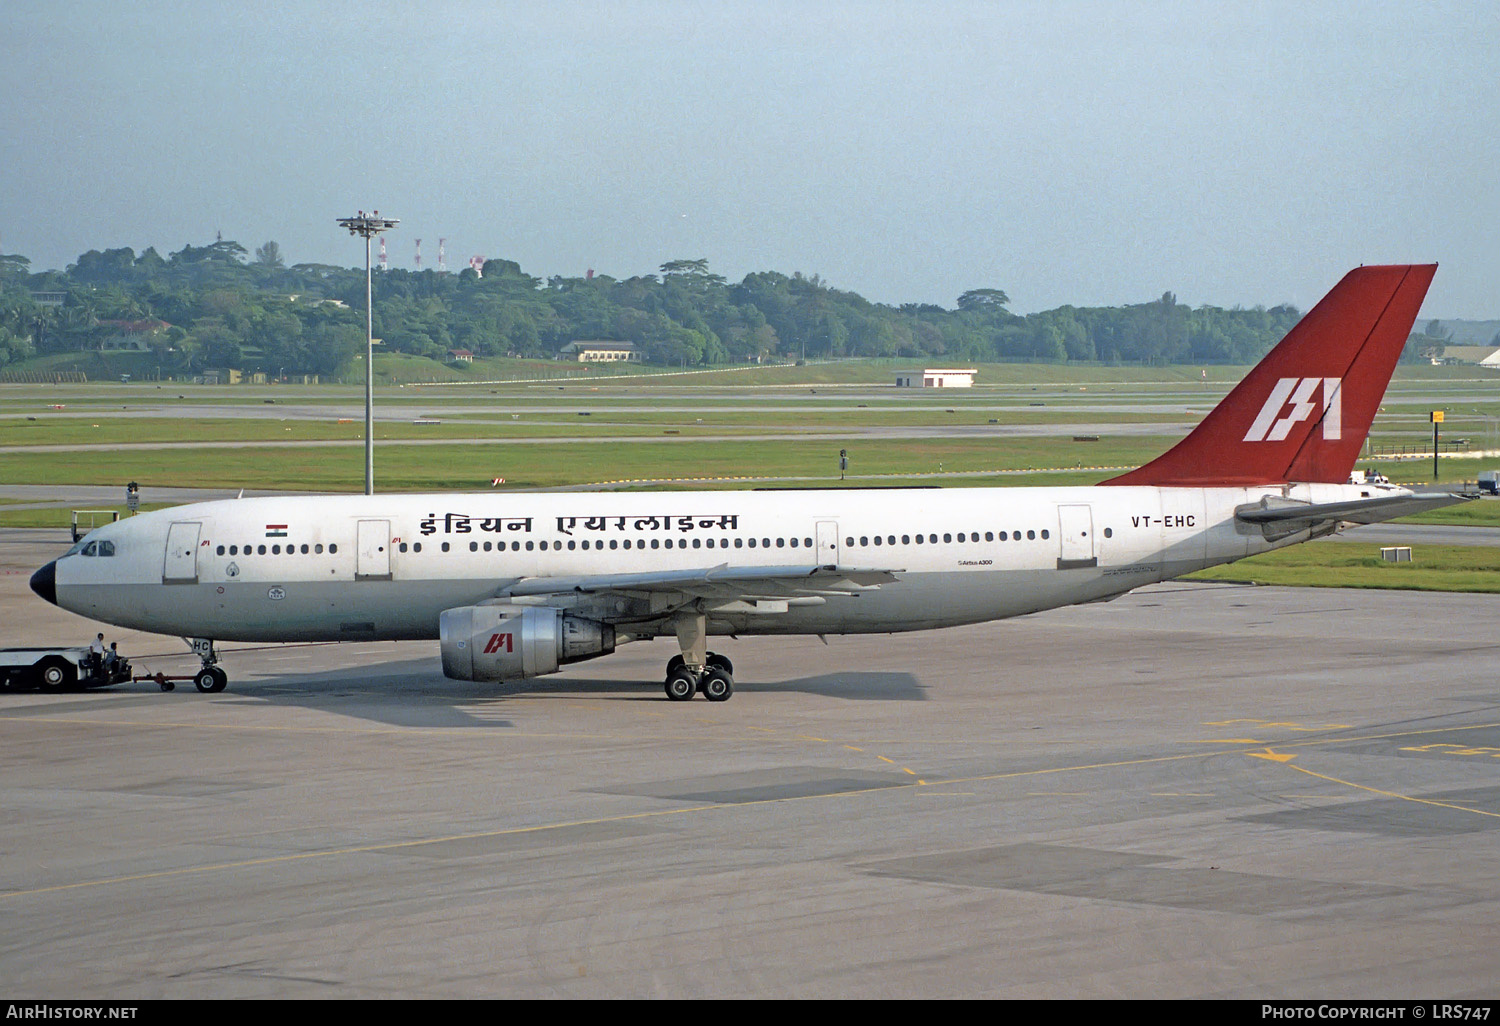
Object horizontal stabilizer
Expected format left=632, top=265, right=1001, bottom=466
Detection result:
left=1235, top=491, right=1473, bottom=528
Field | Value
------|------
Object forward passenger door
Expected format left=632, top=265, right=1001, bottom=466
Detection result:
left=356, top=520, right=392, bottom=580
left=163, top=522, right=201, bottom=584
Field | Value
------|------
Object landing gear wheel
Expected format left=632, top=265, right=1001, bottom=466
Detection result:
left=664, top=668, right=698, bottom=702
left=195, top=667, right=228, bottom=693
left=706, top=652, right=733, bottom=676
left=666, top=654, right=685, bottom=676
left=700, top=667, right=734, bottom=702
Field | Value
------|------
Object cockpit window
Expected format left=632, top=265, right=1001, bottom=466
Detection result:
left=68, top=538, right=116, bottom=557
left=98, top=540, right=115, bottom=556
left=81, top=541, right=97, bottom=556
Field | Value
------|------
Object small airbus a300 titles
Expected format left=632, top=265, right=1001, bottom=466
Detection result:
left=30, top=264, right=1465, bottom=700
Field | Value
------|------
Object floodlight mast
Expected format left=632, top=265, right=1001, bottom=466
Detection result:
left=337, top=211, right=399, bottom=495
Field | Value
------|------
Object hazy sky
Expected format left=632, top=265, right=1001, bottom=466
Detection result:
left=2, top=0, right=1495, bottom=316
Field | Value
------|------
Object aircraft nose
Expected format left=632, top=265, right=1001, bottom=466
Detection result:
left=30, top=560, right=56, bottom=606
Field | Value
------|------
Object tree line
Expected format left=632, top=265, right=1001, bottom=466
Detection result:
left=0, top=240, right=1364, bottom=377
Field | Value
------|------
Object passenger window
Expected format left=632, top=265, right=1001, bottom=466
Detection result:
left=1041, top=530, right=1050, bottom=539
left=442, top=542, right=451, bottom=552
left=1027, top=530, right=1036, bottom=540
left=217, top=545, right=226, bottom=556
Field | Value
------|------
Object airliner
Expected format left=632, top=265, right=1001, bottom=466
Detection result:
left=29, top=264, right=1465, bottom=700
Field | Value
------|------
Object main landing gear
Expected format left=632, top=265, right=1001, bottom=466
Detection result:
left=663, top=652, right=735, bottom=703
left=661, top=611, right=735, bottom=702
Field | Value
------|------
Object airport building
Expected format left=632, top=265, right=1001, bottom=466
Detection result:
left=895, top=368, right=977, bottom=388
left=557, top=341, right=641, bottom=363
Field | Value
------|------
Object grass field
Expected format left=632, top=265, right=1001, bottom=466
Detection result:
left=1186, top=543, right=1500, bottom=593
left=0, top=434, right=1168, bottom=491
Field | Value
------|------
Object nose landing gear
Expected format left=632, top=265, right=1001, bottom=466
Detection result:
left=189, top=638, right=227, bottom=693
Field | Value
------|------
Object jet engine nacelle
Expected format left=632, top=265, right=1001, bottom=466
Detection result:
left=439, top=605, right=615, bottom=681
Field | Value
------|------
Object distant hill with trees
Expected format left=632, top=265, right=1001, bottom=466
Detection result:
left=0, top=240, right=1338, bottom=379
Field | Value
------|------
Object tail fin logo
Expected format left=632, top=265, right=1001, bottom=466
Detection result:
left=1243, top=377, right=1342, bottom=443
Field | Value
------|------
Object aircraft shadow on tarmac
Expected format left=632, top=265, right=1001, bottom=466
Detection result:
left=27, top=659, right=928, bottom=730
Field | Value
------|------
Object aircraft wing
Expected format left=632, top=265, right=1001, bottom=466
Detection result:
left=504, top=564, right=899, bottom=605
left=1235, top=491, right=1473, bottom=528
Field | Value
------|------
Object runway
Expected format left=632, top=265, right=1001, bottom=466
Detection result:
left=1, top=530, right=1498, bottom=998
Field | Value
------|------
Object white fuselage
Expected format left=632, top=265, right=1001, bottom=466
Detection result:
left=47, top=482, right=1358, bottom=645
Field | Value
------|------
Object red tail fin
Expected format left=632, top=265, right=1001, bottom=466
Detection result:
left=1102, top=264, right=1436, bottom=487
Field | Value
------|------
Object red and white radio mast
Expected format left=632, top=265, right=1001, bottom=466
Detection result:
left=438, top=237, right=447, bottom=273
left=378, top=237, right=387, bottom=272
left=414, top=238, right=422, bottom=271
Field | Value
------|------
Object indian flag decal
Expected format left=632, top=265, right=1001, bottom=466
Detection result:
left=265, top=525, right=289, bottom=537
